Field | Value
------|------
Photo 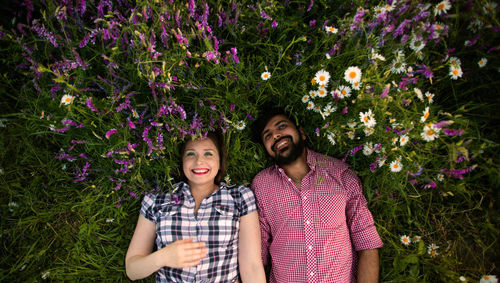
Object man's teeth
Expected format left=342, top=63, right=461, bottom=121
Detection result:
left=277, top=140, right=288, bottom=149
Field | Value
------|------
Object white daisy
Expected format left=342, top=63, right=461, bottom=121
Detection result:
left=427, top=243, right=439, bottom=257
left=325, top=26, right=338, bottom=34
left=309, top=89, right=318, bottom=100
left=60, top=94, right=75, bottom=105
left=400, top=135, right=410, bottom=146
left=301, top=95, right=310, bottom=103
left=400, top=235, right=411, bottom=246
left=338, top=85, right=352, bottom=98
left=449, top=65, right=463, bottom=80
left=363, top=142, right=374, bottom=156
left=412, top=235, right=421, bottom=243
left=344, top=66, right=362, bottom=84
left=390, top=59, right=407, bottom=74
left=360, top=109, right=376, bottom=127
left=448, top=56, right=461, bottom=67
left=306, top=101, right=315, bottom=110
left=480, top=275, right=498, bottom=283
left=414, top=88, right=425, bottom=102
left=434, top=0, right=451, bottom=16
left=261, top=71, right=271, bottom=80
left=317, top=87, right=328, bottom=98
left=421, top=123, right=441, bottom=142
left=321, top=104, right=336, bottom=118
left=420, top=107, right=430, bottom=123
left=478, top=57, right=488, bottom=68
left=436, top=173, right=444, bottom=182
left=352, top=80, right=362, bottom=90
left=370, top=49, right=386, bottom=61
left=234, top=120, right=246, bottom=130
left=326, top=132, right=336, bottom=145
left=364, top=127, right=375, bottom=136
left=347, top=131, right=356, bottom=140
left=390, top=159, right=403, bottom=172
left=347, top=121, right=357, bottom=128
left=483, top=2, right=498, bottom=15
left=314, top=69, right=330, bottom=87
left=409, top=35, right=425, bottom=52
left=425, top=92, right=434, bottom=104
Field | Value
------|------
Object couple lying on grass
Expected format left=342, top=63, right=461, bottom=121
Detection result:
left=125, top=108, right=383, bottom=283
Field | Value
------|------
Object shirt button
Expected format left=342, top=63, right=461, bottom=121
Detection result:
left=303, top=196, right=307, bottom=200
left=287, top=178, right=292, bottom=182
left=308, top=245, right=313, bottom=250
left=305, top=220, right=311, bottom=225
left=310, top=272, right=315, bottom=276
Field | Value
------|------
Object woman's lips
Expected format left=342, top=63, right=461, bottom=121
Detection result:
left=192, top=168, right=209, bottom=175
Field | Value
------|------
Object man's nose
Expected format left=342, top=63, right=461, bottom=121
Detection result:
left=273, top=133, right=281, bottom=140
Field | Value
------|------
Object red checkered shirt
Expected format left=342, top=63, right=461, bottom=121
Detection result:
left=251, top=149, right=383, bottom=283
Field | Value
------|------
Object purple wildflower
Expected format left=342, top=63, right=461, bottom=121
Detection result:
left=260, top=10, right=272, bottom=20
left=105, top=128, right=118, bottom=139
left=442, top=128, right=464, bottom=136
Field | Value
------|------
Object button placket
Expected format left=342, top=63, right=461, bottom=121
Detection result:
left=301, top=189, right=318, bottom=282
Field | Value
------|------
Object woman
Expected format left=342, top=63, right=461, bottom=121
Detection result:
left=125, top=131, right=266, bottom=282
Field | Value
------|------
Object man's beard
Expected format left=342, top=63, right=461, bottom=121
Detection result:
left=271, top=136, right=305, bottom=166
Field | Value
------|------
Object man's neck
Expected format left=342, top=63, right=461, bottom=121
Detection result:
left=280, top=149, right=310, bottom=186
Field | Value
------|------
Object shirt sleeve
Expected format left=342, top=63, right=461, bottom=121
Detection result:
left=341, top=168, right=384, bottom=251
left=139, top=193, right=158, bottom=223
left=237, top=185, right=257, bottom=216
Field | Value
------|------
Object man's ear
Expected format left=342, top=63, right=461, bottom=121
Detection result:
left=299, top=127, right=306, bottom=140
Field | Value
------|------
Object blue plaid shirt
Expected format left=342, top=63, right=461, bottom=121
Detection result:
left=140, top=181, right=257, bottom=283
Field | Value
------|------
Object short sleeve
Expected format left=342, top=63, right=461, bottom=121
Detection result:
left=140, top=193, right=158, bottom=223
left=236, top=185, right=257, bottom=217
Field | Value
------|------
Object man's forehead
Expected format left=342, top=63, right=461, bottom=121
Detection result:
left=262, top=115, right=292, bottom=133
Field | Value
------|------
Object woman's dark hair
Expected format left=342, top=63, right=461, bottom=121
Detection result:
left=179, top=130, right=227, bottom=184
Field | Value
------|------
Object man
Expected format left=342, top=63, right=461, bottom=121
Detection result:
left=251, top=108, right=383, bottom=283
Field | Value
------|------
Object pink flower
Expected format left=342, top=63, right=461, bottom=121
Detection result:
left=105, top=128, right=118, bottom=139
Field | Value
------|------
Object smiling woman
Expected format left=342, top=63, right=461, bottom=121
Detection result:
left=125, top=131, right=266, bottom=283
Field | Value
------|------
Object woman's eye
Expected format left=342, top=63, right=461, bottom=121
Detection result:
left=204, top=152, right=213, bottom=156
left=185, top=152, right=195, bottom=157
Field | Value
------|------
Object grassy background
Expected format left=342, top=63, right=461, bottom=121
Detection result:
left=1, top=0, right=499, bottom=281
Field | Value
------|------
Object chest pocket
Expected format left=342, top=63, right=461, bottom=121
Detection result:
left=157, top=204, right=183, bottom=245
left=317, top=193, right=347, bottom=229
left=210, top=204, right=239, bottom=247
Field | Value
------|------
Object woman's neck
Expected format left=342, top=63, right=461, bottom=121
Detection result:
left=188, top=182, right=219, bottom=216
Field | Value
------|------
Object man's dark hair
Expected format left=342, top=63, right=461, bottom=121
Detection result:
left=251, top=107, right=298, bottom=144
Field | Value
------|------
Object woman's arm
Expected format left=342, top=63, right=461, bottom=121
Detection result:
left=125, top=215, right=208, bottom=280
left=238, top=211, right=266, bottom=283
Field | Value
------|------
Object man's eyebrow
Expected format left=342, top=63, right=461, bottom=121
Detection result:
left=262, top=120, right=288, bottom=137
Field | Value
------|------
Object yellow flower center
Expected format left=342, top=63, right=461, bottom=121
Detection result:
left=424, top=112, right=430, bottom=119
left=453, top=69, right=458, bottom=75
left=341, top=90, right=347, bottom=95
left=394, top=164, right=399, bottom=168
left=438, top=3, right=444, bottom=10
left=364, top=117, right=369, bottom=122
left=427, top=129, right=434, bottom=136
left=320, top=75, right=325, bottom=81
left=349, top=72, right=357, bottom=79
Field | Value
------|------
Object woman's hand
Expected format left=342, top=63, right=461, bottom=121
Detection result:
left=159, top=238, right=208, bottom=268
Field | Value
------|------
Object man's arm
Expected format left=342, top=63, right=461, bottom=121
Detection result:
left=357, top=248, right=379, bottom=283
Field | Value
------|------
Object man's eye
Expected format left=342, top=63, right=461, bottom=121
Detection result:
left=278, top=124, right=287, bottom=129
